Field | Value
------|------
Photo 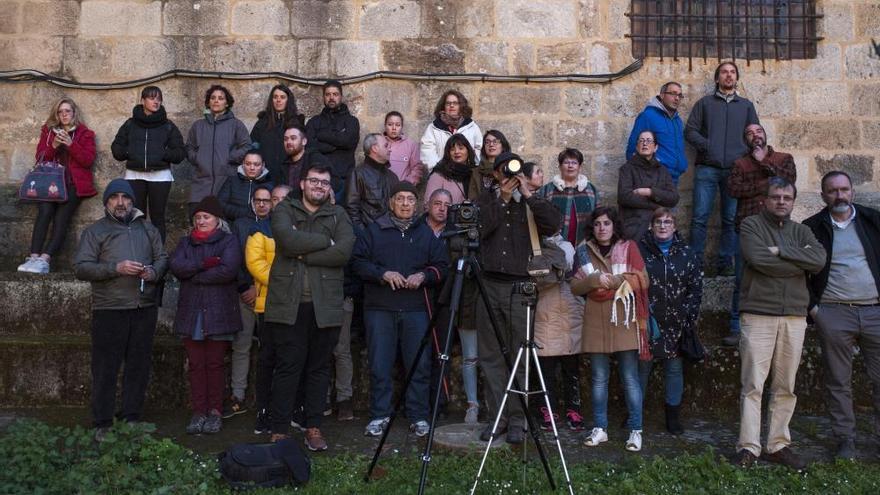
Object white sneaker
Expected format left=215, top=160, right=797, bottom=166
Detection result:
left=32, top=257, right=50, bottom=273
left=17, top=256, right=38, bottom=273
left=584, top=427, right=608, bottom=447
left=464, top=404, right=479, bottom=424
left=626, top=430, right=642, bottom=452
left=364, top=417, right=389, bottom=437
left=410, top=420, right=430, bottom=437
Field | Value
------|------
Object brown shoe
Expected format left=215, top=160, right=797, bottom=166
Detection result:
left=304, top=427, right=328, bottom=452
left=734, top=449, right=759, bottom=468
left=763, top=447, right=806, bottom=470
left=337, top=399, right=355, bottom=421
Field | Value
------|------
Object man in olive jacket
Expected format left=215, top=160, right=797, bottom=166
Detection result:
left=734, top=177, right=826, bottom=470
left=263, top=163, right=355, bottom=451
left=73, top=179, right=168, bottom=439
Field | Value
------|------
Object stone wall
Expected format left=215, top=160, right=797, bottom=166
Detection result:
left=0, top=0, right=879, bottom=269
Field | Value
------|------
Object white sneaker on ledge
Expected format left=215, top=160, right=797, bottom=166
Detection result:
left=584, top=427, right=608, bottom=447
left=17, top=256, right=38, bottom=273
left=626, top=430, right=642, bottom=452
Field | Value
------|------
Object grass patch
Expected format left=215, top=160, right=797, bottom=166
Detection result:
left=1, top=419, right=877, bottom=494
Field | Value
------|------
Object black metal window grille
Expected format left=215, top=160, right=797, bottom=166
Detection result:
left=627, top=1, right=822, bottom=68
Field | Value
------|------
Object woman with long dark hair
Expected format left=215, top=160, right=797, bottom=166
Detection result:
left=18, top=97, right=96, bottom=274
left=111, top=85, right=186, bottom=242
left=250, top=84, right=305, bottom=184
left=424, top=134, right=476, bottom=206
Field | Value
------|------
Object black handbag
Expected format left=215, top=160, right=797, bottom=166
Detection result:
left=679, top=326, right=706, bottom=363
left=18, top=155, right=68, bottom=203
left=218, top=439, right=311, bottom=490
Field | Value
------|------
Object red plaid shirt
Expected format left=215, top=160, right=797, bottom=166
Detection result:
left=727, top=147, right=797, bottom=229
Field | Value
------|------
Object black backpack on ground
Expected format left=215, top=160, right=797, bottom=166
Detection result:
left=218, top=439, right=311, bottom=490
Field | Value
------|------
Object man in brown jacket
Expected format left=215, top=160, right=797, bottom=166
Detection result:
left=735, top=177, right=825, bottom=470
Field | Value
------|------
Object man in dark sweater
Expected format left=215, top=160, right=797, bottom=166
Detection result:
left=475, top=152, right=562, bottom=444
left=804, top=171, right=880, bottom=460
left=723, top=124, right=797, bottom=345
left=735, top=177, right=825, bottom=470
left=686, top=61, right=760, bottom=275
left=305, top=80, right=360, bottom=203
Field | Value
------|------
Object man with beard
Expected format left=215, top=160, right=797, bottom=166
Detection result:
left=734, top=177, right=825, bottom=470
left=274, top=124, right=329, bottom=199
left=74, top=179, right=168, bottom=441
left=686, top=62, right=760, bottom=276
left=724, top=124, right=797, bottom=346
left=263, top=164, right=355, bottom=451
left=345, top=133, right=399, bottom=231
left=804, top=171, right=880, bottom=460
left=625, top=81, right=688, bottom=185
left=305, top=80, right=360, bottom=202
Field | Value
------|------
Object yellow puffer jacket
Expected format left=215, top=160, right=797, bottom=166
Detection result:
left=245, top=231, right=275, bottom=314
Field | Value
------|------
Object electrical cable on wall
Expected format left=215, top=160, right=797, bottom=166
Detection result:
left=0, top=60, right=643, bottom=90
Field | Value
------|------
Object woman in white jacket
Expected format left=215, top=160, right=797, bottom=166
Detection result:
left=420, top=90, right=482, bottom=170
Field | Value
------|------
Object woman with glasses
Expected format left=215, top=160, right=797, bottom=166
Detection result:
left=420, top=90, right=482, bottom=171
left=468, top=129, right=510, bottom=198
left=18, top=97, right=96, bottom=274
left=617, top=131, right=679, bottom=241
left=637, top=208, right=702, bottom=435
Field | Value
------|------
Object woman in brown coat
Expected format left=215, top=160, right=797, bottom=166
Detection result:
left=617, top=130, right=679, bottom=241
left=571, top=206, right=650, bottom=452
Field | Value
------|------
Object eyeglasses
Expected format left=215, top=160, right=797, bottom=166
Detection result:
left=304, top=177, right=332, bottom=188
left=663, top=92, right=685, bottom=99
left=253, top=198, right=272, bottom=204
left=393, top=196, right=417, bottom=205
left=57, top=109, right=73, bottom=115
left=638, top=138, right=655, bottom=144
left=444, top=100, right=460, bottom=107
left=652, top=219, right=674, bottom=226
left=484, top=138, right=500, bottom=145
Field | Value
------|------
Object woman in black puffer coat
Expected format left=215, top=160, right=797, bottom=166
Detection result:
left=250, top=84, right=305, bottom=185
left=111, top=86, right=186, bottom=242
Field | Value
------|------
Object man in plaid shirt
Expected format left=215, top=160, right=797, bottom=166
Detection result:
left=723, top=124, right=797, bottom=346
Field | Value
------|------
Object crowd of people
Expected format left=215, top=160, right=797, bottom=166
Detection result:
left=18, top=62, right=880, bottom=467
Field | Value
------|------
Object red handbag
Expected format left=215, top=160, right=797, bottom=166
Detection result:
left=18, top=156, right=68, bottom=203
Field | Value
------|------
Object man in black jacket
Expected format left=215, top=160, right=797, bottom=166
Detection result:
left=344, top=133, right=399, bottom=231
left=476, top=152, right=562, bottom=444
left=804, top=171, right=880, bottom=460
left=305, top=80, right=360, bottom=203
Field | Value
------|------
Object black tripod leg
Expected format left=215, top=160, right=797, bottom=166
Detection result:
left=469, top=264, right=556, bottom=491
left=363, top=303, right=441, bottom=482
left=417, top=258, right=468, bottom=495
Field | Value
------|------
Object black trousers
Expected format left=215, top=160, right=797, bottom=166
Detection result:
left=30, top=190, right=81, bottom=256
left=540, top=354, right=583, bottom=412
left=127, top=180, right=172, bottom=242
left=90, top=307, right=158, bottom=427
left=267, top=303, right=340, bottom=433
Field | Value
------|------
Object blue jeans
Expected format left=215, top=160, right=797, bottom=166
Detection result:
left=590, top=351, right=643, bottom=430
left=459, top=328, right=479, bottom=405
left=638, top=357, right=684, bottom=406
left=689, top=165, right=738, bottom=268
left=365, top=310, right=431, bottom=422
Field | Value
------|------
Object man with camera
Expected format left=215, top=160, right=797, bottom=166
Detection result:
left=476, top=152, right=562, bottom=444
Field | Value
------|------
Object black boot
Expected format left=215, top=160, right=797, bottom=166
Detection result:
left=665, top=404, right=683, bottom=435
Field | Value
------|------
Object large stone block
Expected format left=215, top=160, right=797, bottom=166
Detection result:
left=0, top=1, right=19, bottom=33
left=745, top=81, right=794, bottom=118
left=603, top=83, right=651, bottom=119
left=820, top=3, right=854, bottom=42
left=477, top=87, right=561, bottom=116
left=331, top=40, right=380, bottom=77
left=564, top=86, right=602, bottom=118
left=111, top=39, right=178, bottom=80
left=479, top=120, right=526, bottom=154
left=844, top=44, right=880, bottom=79
left=198, top=38, right=297, bottom=73
left=578, top=0, right=600, bottom=38
left=606, top=0, right=629, bottom=40
left=511, top=43, right=534, bottom=73
left=382, top=39, right=464, bottom=73
left=495, top=0, right=577, bottom=39
left=359, top=1, right=420, bottom=39
left=163, top=0, right=229, bottom=36
left=22, top=1, right=79, bottom=35
left=778, top=120, right=861, bottom=150
left=298, top=39, right=330, bottom=77
left=0, top=37, right=63, bottom=72
left=419, top=0, right=457, bottom=38
left=365, top=82, right=414, bottom=116
left=589, top=43, right=610, bottom=73
left=535, top=42, right=590, bottom=75
left=79, top=1, right=161, bottom=36
left=815, top=154, right=875, bottom=186
left=532, top=120, right=556, bottom=149
left=456, top=1, right=493, bottom=38
left=863, top=121, right=880, bottom=150
left=465, top=41, right=508, bottom=75
left=231, top=0, right=289, bottom=36
left=557, top=120, right=628, bottom=153
left=789, top=43, right=842, bottom=81
left=290, top=0, right=355, bottom=39
left=797, top=82, right=848, bottom=117
left=61, top=38, right=112, bottom=81
left=849, top=83, right=880, bottom=118
left=855, top=4, right=880, bottom=38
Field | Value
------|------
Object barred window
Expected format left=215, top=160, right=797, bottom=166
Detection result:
left=628, top=1, right=822, bottom=66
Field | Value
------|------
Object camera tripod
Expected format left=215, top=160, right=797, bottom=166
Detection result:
left=363, top=232, right=564, bottom=495
left=469, top=281, right=573, bottom=495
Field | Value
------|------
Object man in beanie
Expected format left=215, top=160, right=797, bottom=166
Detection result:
left=476, top=152, right=562, bottom=444
left=73, top=178, right=168, bottom=441
left=352, top=181, right=449, bottom=438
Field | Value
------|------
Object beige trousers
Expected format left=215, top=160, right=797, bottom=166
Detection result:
left=736, top=313, right=806, bottom=457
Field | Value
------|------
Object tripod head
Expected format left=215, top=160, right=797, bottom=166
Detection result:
left=512, top=280, right=538, bottom=306
left=441, top=226, right=480, bottom=257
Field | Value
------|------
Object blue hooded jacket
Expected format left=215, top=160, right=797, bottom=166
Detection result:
left=625, top=97, right=688, bottom=184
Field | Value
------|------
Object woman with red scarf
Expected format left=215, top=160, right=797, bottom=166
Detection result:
left=170, top=196, right=242, bottom=435
left=571, top=206, right=650, bottom=452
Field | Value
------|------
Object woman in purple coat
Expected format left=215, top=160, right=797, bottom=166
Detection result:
left=170, top=195, right=242, bottom=435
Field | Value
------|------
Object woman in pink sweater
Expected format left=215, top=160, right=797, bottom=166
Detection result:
left=384, top=111, right=424, bottom=185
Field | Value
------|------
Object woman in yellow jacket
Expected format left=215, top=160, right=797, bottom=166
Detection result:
left=245, top=185, right=284, bottom=434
